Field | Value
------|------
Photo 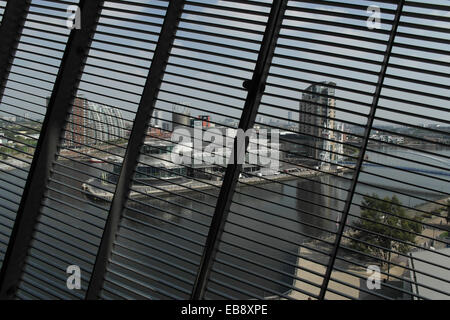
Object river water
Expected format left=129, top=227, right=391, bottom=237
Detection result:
left=0, top=146, right=448, bottom=299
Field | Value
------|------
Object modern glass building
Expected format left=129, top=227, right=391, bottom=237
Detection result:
left=64, top=96, right=126, bottom=147
left=299, top=82, right=337, bottom=163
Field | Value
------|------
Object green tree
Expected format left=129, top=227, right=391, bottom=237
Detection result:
left=446, top=199, right=450, bottom=224
left=0, top=147, right=7, bottom=159
left=350, top=194, right=421, bottom=277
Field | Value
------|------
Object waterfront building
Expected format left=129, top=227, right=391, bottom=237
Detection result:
left=63, top=96, right=126, bottom=147
left=196, top=115, right=211, bottom=128
left=299, top=81, right=337, bottom=164
left=150, top=109, right=162, bottom=128
left=0, top=2, right=447, bottom=302
left=407, top=248, right=450, bottom=300
left=172, top=104, right=191, bottom=131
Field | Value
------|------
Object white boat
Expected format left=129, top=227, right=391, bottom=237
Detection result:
left=89, top=157, right=104, bottom=163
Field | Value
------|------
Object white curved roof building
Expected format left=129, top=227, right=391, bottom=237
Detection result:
left=64, top=97, right=126, bottom=147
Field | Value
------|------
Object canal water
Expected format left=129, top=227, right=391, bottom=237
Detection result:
left=0, top=146, right=448, bottom=299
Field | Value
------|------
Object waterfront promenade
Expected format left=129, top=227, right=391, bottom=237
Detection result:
left=82, top=167, right=351, bottom=201
left=286, top=196, right=450, bottom=300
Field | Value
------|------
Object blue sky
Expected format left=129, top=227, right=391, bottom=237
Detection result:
left=0, top=0, right=448, bottom=132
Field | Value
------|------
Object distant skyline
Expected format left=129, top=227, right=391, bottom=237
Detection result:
left=0, top=0, right=448, bottom=135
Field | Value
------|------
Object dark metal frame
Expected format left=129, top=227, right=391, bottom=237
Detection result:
left=190, top=0, right=288, bottom=300
left=0, top=0, right=104, bottom=299
left=85, top=0, right=185, bottom=299
left=0, top=0, right=446, bottom=301
left=0, top=0, right=31, bottom=103
left=318, top=0, right=406, bottom=300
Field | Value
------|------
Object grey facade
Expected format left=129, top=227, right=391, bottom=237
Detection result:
left=298, top=81, right=336, bottom=161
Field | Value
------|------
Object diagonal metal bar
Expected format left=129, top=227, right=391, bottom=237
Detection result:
left=0, top=0, right=104, bottom=299
left=0, top=0, right=31, bottom=103
left=85, top=0, right=185, bottom=300
left=318, top=0, right=405, bottom=300
left=190, top=0, right=288, bottom=300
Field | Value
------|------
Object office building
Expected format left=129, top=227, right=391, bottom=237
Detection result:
left=172, top=104, right=191, bottom=131
left=64, top=96, right=126, bottom=147
left=299, top=81, right=337, bottom=162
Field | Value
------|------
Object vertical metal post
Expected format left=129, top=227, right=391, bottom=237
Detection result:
left=318, top=0, right=405, bottom=300
left=0, top=0, right=104, bottom=299
left=190, top=0, right=288, bottom=300
left=85, top=0, right=185, bottom=299
left=0, top=0, right=31, bottom=102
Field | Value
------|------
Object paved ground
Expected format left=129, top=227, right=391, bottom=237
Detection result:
left=409, top=197, right=450, bottom=249
left=287, top=197, right=450, bottom=300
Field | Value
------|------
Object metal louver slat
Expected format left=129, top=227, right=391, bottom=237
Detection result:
left=0, top=0, right=70, bottom=274
left=0, top=1, right=6, bottom=24
left=0, top=0, right=100, bottom=299
left=0, top=0, right=448, bottom=301
left=12, top=0, right=171, bottom=299
left=204, top=0, right=449, bottom=301
left=98, top=0, right=272, bottom=300
left=87, top=0, right=182, bottom=299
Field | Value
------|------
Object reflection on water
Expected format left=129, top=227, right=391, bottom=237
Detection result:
left=0, top=146, right=448, bottom=299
